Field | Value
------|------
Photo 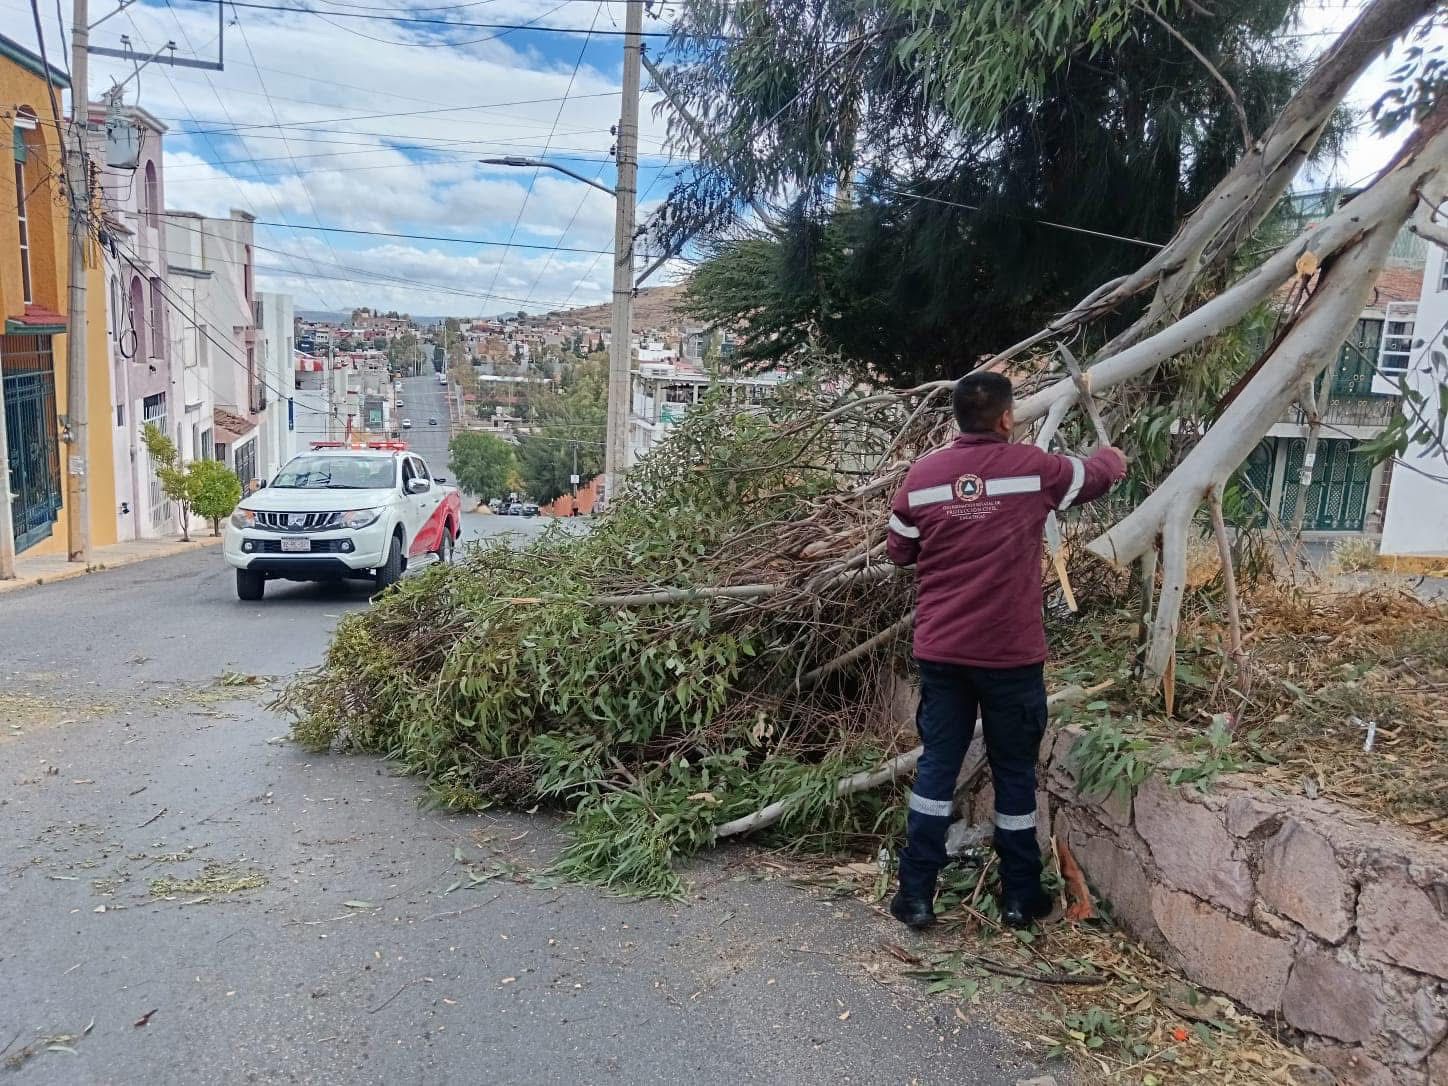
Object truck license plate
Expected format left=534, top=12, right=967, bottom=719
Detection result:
left=280, top=538, right=311, bottom=553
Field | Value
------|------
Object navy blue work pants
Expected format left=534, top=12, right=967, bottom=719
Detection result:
left=897, top=659, right=1048, bottom=903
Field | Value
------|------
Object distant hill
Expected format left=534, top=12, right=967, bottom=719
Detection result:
left=294, top=286, right=690, bottom=331
left=544, top=284, right=689, bottom=331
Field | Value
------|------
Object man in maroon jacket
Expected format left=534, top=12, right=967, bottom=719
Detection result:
left=886, top=372, right=1126, bottom=930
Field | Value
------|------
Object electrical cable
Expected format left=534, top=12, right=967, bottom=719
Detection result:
left=244, top=217, right=613, bottom=252
left=171, top=89, right=621, bottom=137
left=868, top=185, right=1167, bottom=251
left=478, top=1, right=604, bottom=310
left=229, top=3, right=363, bottom=309
left=120, top=5, right=342, bottom=303
left=161, top=0, right=344, bottom=302
left=150, top=210, right=614, bottom=310
left=307, top=0, right=569, bottom=49
left=179, top=0, right=696, bottom=39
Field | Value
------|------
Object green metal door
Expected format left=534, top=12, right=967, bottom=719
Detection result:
left=1230, top=440, right=1274, bottom=526
left=1278, top=438, right=1372, bottom=531
left=1, top=334, right=62, bottom=553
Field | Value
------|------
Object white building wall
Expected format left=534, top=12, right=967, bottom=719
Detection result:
left=90, top=102, right=186, bottom=540
left=1380, top=238, right=1448, bottom=557
left=257, top=291, right=296, bottom=474
left=163, top=209, right=260, bottom=487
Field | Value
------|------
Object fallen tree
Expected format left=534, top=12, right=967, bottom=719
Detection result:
left=281, top=0, right=1447, bottom=893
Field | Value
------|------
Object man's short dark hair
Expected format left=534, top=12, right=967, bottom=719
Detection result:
left=953, top=371, right=1014, bottom=432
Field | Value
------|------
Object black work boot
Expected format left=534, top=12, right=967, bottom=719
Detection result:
left=1000, top=889, right=1053, bottom=930
left=890, top=889, right=936, bottom=930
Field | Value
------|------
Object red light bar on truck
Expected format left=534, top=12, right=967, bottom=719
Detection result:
left=308, top=440, right=410, bottom=451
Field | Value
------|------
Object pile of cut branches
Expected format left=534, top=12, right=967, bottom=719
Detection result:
left=282, top=0, right=1448, bottom=894
left=281, top=393, right=923, bottom=893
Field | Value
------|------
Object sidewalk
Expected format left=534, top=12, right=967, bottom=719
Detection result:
left=0, top=535, right=222, bottom=595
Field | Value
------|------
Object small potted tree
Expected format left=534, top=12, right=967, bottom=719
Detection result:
left=188, top=459, right=243, bottom=536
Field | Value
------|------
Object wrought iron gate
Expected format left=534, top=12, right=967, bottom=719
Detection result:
left=1278, top=438, right=1373, bottom=532
left=2, top=334, right=62, bottom=553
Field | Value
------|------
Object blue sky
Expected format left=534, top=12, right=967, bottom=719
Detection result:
left=6, top=0, right=687, bottom=315
left=0, top=0, right=1410, bottom=317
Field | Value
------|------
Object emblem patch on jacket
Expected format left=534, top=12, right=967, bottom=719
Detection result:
left=953, top=474, right=984, bottom=502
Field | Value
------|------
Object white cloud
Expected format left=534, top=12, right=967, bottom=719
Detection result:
left=3, top=0, right=1420, bottom=316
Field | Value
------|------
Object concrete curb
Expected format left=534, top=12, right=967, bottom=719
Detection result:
left=0, top=536, right=223, bottom=596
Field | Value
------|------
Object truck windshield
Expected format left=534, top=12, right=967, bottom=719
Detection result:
left=271, top=456, right=394, bottom=489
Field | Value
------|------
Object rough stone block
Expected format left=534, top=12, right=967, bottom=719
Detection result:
left=1259, top=818, right=1355, bottom=943
left=1359, top=868, right=1448, bottom=979
left=1281, top=949, right=1382, bottom=1044
left=1225, top=790, right=1283, bottom=838
left=1150, top=884, right=1292, bottom=1014
left=1428, top=1037, right=1448, bottom=1085
left=1303, top=1041, right=1411, bottom=1086
left=1068, top=826, right=1160, bottom=946
left=1379, top=974, right=1448, bottom=1063
left=1135, top=777, right=1254, bottom=915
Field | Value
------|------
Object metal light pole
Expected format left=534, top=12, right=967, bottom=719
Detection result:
left=64, top=0, right=91, bottom=562
left=479, top=156, right=616, bottom=197
left=477, top=0, right=643, bottom=505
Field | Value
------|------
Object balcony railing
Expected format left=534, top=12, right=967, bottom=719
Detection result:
left=1281, top=394, right=1398, bottom=430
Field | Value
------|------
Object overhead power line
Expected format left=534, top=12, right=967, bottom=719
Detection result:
left=184, top=0, right=695, bottom=37
left=244, top=218, right=613, bottom=253
left=869, top=185, right=1166, bottom=250
left=480, top=1, right=603, bottom=311
left=128, top=5, right=342, bottom=303
left=172, top=90, right=621, bottom=138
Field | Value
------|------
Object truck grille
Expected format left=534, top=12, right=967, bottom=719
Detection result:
left=253, top=511, right=343, bottom=531
left=255, top=539, right=349, bottom=554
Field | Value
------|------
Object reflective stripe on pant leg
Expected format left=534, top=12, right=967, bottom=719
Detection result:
left=897, top=661, right=977, bottom=899
left=975, top=663, right=1048, bottom=900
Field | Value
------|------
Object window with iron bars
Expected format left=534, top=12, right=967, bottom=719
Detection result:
left=1379, top=305, right=1416, bottom=378
left=233, top=437, right=258, bottom=492
left=141, top=393, right=171, bottom=530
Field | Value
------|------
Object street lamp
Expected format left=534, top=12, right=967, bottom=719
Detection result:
left=478, top=156, right=616, bottom=198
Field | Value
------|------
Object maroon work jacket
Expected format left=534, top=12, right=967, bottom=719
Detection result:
left=887, top=432, right=1125, bottom=668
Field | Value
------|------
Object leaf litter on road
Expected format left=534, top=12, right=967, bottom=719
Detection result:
left=149, top=860, right=267, bottom=898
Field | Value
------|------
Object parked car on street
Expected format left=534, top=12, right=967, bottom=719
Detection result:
left=521, top=502, right=539, bottom=517
left=429, top=417, right=438, bottom=426
left=505, top=501, right=524, bottom=516
left=401, top=418, right=413, bottom=430
left=223, top=441, right=461, bottom=601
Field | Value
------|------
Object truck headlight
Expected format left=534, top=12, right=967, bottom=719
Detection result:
left=230, top=509, right=255, bottom=529
left=340, top=508, right=382, bottom=529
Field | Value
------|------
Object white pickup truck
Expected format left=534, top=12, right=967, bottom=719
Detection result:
left=223, top=441, right=462, bottom=601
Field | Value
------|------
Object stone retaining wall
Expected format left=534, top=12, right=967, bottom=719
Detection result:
left=965, top=724, right=1448, bottom=1084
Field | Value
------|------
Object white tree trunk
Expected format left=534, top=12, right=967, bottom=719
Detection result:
left=1086, top=115, right=1446, bottom=676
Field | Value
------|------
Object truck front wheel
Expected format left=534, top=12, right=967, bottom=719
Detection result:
left=375, top=536, right=403, bottom=592
left=236, top=568, right=265, bottom=601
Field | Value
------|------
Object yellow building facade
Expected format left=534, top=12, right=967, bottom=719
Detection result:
left=2, top=33, right=115, bottom=558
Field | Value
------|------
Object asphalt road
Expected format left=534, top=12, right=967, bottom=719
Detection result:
left=396, top=373, right=453, bottom=487
left=0, top=526, right=1039, bottom=1084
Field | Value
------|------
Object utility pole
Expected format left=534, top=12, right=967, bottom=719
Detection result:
left=570, top=440, right=579, bottom=510
left=326, top=342, right=336, bottom=441
left=63, top=0, right=91, bottom=562
left=603, top=0, right=642, bottom=507
left=0, top=377, right=16, bottom=577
